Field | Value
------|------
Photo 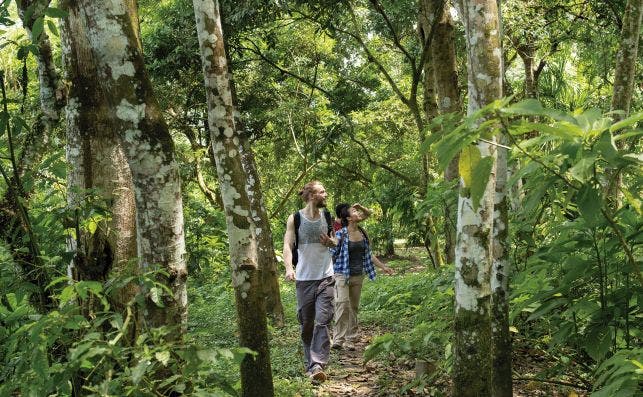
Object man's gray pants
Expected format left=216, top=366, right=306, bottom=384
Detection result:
left=296, top=276, right=335, bottom=372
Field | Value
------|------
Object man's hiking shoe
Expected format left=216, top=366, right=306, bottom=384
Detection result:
left=309, top=365, right=327, bottom=383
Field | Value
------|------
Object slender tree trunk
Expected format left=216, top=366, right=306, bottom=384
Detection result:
left=60, top=4, right=139, bottom=319
left=428, top=0, right=461, bottom=265
left=193, top=1, right=274, bottom=395
left=239, top=142, right=285, bottom=327
left=0, top=0, right=65, bottom=312
left=453, top=0, right=502, bottom=396
left=491, top=7, right=513, bottom=393
left=518, top=45, right=537, bottom=99
left=491, top=139, right=512, bottom=397
left=79, top=0, right=188, bottom=331
left=610, top=0, right=643, bottom=119
left=418, top=0, right=444, bottom=267
left=222, top=35, right=285, bottom=326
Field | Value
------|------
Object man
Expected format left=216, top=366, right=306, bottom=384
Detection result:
left=283, top=180, right=337, bottom=383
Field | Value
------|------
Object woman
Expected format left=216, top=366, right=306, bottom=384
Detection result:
left=331, top=203, right=394, bottom=351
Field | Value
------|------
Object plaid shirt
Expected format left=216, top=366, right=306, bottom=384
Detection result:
left=331, top=227, right=377, bottom=280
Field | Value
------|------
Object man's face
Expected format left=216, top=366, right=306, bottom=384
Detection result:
left=311, top=184, right=328, bottom=208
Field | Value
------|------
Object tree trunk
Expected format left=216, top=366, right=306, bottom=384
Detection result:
left=427, top=0, right=461, bottom=265
left=193, top=1, right=274, bottom=395
left=418, top=0, right=444, bottom=267
left=60, top=3, right=139, bottom=320
left=610, top=0, right=643, bottom=119
left=0, top=0, right=65, bottom=312
left=491, top=138, right=512, bottom=397
left=517, top=45, right=537, bottom=99
left=78, top=0, right=188, bottom=331
left=239, top=142, right=285, bottom=327
left=453, top=0, right=502, bottom=396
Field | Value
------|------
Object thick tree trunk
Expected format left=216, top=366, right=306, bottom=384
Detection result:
left=78, top=0, right=188, bottom=331
left=428, top=0, right=461, bottom=265
left=610, top=0, right=643, bottom=119
left=60, top=4, right=138, bottom=320
left=453, top=0, right=503, bottom=396
left=193, top=1, right=274, bottom=395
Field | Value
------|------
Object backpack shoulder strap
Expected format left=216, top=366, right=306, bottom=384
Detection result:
left=323, top=209, right=332, bottom=236
left=358, top=226, right=369, bottom=245
left=293, top=211, right=301, bottom=266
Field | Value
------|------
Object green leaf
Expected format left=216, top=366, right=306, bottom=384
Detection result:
left=577, top=185, right=604, bottom=227
left=594, top=130, right=618, bottom=162
left=131, top=359, right=150, bottom=385
left=610, top=111, right=643, bottom=133
left=44, top=7, right=69, bottom=18
left=149, top=287, right=163, bottom=307
left=502, top=99, right=544, bottom=116
left=155, top=351, right=171, bottom=366
left=510, top=122, right=577, bottom=140
left=46, top=19, right=59, bottom=37
left=470, top=156, right=494, bottom=211
left=31, top=17, right=44, bottom=41
left=527, top=298, right=566, bottom=321
left=568, top=156, right=596, bottom=182
left=58, top=285, right=76, bottom=307
left=458, top=145, right=481, bottom=188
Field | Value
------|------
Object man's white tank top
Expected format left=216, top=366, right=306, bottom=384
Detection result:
left=296, top=210, right=334, bottom=281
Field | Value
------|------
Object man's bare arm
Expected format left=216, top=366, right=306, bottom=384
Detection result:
left=283, top=214, right=296, bottom=281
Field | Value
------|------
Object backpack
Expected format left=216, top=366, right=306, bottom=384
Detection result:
left=293, top=209, right=332, bottom=267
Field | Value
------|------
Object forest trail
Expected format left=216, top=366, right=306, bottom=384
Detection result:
left=315, top=325, right=415, bottom=396
left=312, top=324, right=590, bottom=396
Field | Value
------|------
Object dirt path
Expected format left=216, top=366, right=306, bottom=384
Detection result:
left=313, top=326, right=417, bottom=396
left=310, top=327, right=590, bottom=396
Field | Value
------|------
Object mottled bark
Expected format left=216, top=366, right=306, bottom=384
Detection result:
left=491, top=140, right=512, bottom=397
left=60, top=4, right=138, bottom=318
left=426, top=0, right=461, bottom=265
left=193, top=1, right=274, bottom=395
left=78, top=0, right=188, bottom=330
left=453, top=0, right=502, bottom=396
left=419, top=0, right=438, bottom=195
left=517, top=44, right=537, bottom=99
left=18, top=0, right=63, bottom=124
left=417, top=0, right=445, bottom=267
left=239, top=142, right=285, bottom=327
left=610, top=0, right=643, bottom=119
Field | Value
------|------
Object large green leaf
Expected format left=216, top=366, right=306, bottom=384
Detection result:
left=609, top=111, right=643, bottom=133
left=458, top=145, right=481, bottom=188
left=568, top=155, right=596, bottom=182
left=30, top=17, right=44, bottom=41
left=576, top=184, right=604, bottom=227
left=470, top=156, right=494, bottom=211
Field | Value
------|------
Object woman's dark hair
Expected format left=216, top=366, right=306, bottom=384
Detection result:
left=335, top=203, right=350, bottom=227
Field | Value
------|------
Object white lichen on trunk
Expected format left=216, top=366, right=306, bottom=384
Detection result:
left=79, top=0, right=187, bottom=329
left=610, top=0, right=643, bottom=118
left=453, top=0, right=502, bottom=396
left=193, top=1, right=274, bottom=395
